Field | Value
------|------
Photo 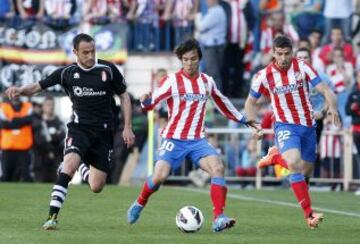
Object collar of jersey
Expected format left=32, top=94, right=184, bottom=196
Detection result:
left=272, top=58, right=293, bottom=74
left=181, top=69, right=199, bottom=82
left=76, top=60, right=99, bottom=72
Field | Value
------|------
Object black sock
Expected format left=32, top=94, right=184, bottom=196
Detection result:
left=48, top=173, right=72, bottom=220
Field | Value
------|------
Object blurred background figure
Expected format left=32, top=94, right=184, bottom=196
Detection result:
left=15, top=0, right=44, bottom=21
left=0, top=97, right=33, bottom=182
left=323, top=0, right=353, bottom=42
left=235, top=137, right=257, bottom=188
left=346, top=70, right=360, bottom=186
left=320, top=112, right=343, bottom=191
left=325, top=47, right=354, bottom=128
left=197, top=0, right=226, bottom=90
left=0, top=0, right=15, bottom=21
left=118, top=97, right=148, bottom=185
left=260, top=11, right=299, bottom=66
left=44, top=0, right=78, bottom=30
left=32, top=97, right=65, bottom=183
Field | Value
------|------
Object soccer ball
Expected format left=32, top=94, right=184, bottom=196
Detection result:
left=175, top=206, right=204, bottom=233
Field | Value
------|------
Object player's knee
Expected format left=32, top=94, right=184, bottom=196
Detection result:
left=153, top=174, right=167, bottom=184
left=209, top=162, right=224, bottom=176
left=89, top=182, right=105, bottom=193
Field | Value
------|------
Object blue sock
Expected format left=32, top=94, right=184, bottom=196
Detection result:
left=288, top=173, right=305, bottom=184
left=211, top=177, right=226, bottom=186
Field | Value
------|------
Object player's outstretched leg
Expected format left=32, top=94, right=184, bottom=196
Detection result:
left=127, top=177, right=160, bottom=224
left=210, top=177, right=236, bottom=232
left=42, top=172, right=72, bottom=230
left=289, top=173, right=324, bottom=229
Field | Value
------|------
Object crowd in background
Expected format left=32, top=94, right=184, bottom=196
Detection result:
left=2, top=0, right=360, bottom=189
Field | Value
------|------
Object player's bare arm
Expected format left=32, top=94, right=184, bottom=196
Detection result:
left=315, top=82, right=340, bottom=127
left=244, top=95, right=263, bottom=139
left=119, top=91, right=135, bottom=148
left=5, top=82, right=42, bottom=100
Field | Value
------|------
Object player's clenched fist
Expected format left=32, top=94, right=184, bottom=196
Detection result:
left=5, top=86, right=21, bottom=100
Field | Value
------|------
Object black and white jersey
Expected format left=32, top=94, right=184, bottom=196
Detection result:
left=39, top=59, right=126, bottom=128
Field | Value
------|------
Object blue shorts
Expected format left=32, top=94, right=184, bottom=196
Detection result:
left=155, top=138, right=219, bottom=170
left=274, top=122, right=317, bottom=163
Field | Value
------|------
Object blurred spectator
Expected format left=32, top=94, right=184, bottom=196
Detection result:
left=107, top=0, right=129, bottom=22
left=197, top=0, right=226, bottom=90
left=44, top=0, right=77, bottom=30
left=292, top=0, right=324, bottom=39
left=308, top=29, right=325, bottom=73
left=260, top=11, right=299, bottom=66
left=168, top=0, right=198, bottom=47
left=345, top=70, right=360, bottom=180
left=323, top=0, right=353, bottom=42
left=225, top=133, right=240, bottom=176
left=325, top=47, right=354, bottom=128
left=108, top=97, right=125, bottom=184
left=259, top=0, right=282, bottom=27
left=319, top=27, right=355, bottom=67
left=236, top=137, right=257, bottom=184
left=32, top=97, right=65, bottom=183
left=0, top=0, right=15, bottom=19
left=320, top=112, right=342, bottom=191
left=222, top=0, right=255, bottom=98
left=83, top=0, right=110, bottom=24
left=119, top=98, right=148, bottom=185
left=131, top=0, right=161, bottom=51
left=0, top=97, right=33, bottom=182
left=15, top=0, right=44, bottom=20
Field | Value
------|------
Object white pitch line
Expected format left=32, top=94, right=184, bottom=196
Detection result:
left=179, top=187, right=360, bottom=218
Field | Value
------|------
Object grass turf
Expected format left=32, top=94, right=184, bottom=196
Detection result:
left=0, top=183, right=359, bottom=244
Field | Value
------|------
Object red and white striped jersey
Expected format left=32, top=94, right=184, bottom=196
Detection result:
left=142, top=70, right=245, bottom=139
left=250, top=58, right=320, bottom=127
left=325, top=62, right=353, bottom=94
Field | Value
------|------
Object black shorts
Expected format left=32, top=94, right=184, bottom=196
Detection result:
left=64, top=122, right=113, bottom=173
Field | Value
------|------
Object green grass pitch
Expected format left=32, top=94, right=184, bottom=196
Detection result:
left=0, top=183, right=359, bottom=244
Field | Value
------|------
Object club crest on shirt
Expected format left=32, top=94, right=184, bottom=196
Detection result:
left=101, top=71, right=107, bottom=82
left=74, top=72, right=80, bottom=79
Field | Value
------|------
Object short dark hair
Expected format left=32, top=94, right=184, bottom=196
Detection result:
left=273, top=35, right=293, bottom=49
left=310, top=29, right=323, bottom=36
left=174, top=38, right=202, bottom=60
left=296, top=47, right=311, bottom=57
left=73, top=33, right=94, bottom=50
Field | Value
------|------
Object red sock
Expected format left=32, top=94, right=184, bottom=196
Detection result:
left=137, top=181, right=157, bottom=206
left=291, top=180, right=313, bottom=218
left=211, top=184, right=227, bottom=219
left=272, top=154, right=289, bottom=169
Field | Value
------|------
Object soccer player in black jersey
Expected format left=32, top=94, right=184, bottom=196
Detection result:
left=5, top=33, right=135, bottom=230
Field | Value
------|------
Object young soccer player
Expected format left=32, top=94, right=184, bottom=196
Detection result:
left=126, top=38, right=259, bottom=232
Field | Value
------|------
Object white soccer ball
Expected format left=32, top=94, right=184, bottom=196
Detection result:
left=175, top=206, right=204, bottom=233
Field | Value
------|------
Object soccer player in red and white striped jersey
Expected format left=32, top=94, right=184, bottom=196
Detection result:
left=245, top=35, right=340, bottom=229
left=127, top=38, right=259, bottom=232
